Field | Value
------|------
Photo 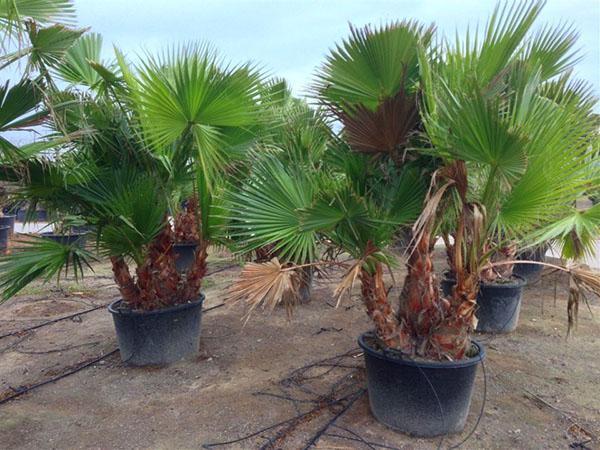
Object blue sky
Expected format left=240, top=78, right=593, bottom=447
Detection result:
left=73, top=0, right=599, bottom=96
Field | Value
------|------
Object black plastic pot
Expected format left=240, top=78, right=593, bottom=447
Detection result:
left=477, top=276, right=525, bottom=333
left=108, top=295, right=204, bottom=366
left=0, top=226, right=10, bottom=252
left=441, top=274, right=525, bottom=333
left=513, top=247, right=546, bottom=284
left=440, top=271, right=454, bottom=298
left=172, top=242, right=198, bottom=272
left=358, top=332, right=484, bottom=437
left=0, top=215, right=16, bottom=237
left=16, top=208, right=47, bottom=222
left=41, top=232, right=87, bottom=247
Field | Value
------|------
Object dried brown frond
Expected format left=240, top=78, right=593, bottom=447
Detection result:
left=337, top=88, right=419, bottom=157
left=227, top=258, right=300, bottom=321
left=333, top=260, right=362, bottom=306
left=410, top=177, right=454, bottom=253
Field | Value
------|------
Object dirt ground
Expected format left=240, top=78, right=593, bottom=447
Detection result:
left=0, top=248, right=599, bottom=450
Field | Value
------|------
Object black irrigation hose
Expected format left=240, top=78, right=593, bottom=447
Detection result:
left=0, top=349, right=119, bottom=405
left=0, top=264, right=235, bottom=341
left=301, top=389, right=366, bottom=450
left=448, top=358, right=487, bottom=449
left=0, top=304, right=107, bottom=340
left=202, top=391, right=360, bottom=449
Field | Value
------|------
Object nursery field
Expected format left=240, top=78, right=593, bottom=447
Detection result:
left=0, top=248, right=598, bottom=450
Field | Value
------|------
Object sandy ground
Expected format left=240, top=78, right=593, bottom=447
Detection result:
left=0, top=248, right=599, bottom=450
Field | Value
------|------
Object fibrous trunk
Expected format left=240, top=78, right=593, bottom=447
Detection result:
left=358, top=253, right=410, bottom=352
left=110, top=200, right=207, bottom=311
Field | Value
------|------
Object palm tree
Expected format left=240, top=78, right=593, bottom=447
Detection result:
left=226, top=21, right=431, bottom=350
left=407, top=0, right=598, bottom=353
left=0, top=39, right=265, bottom=310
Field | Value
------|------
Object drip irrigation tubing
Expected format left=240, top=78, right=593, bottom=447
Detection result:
left=202, top=391, right=361, bottom=449
left=0, top=264, right=235, bottom=341
left=0, top=304, right=106, bottom=340
left=301, top=389, right=366, bottom=450
left=0, top=349, right=119, bottom=405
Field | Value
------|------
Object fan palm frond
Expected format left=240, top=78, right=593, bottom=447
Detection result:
left=53, top=32, right=118, bottom=90
left=134, top=43, right=264, bottom=186
left=0, top=235, right=96, bottom=301
left=314, top=21, right=433, bottom=155
left=226, top=157, right=319, bottom=264
left=0, top=0, right=75, bottom=46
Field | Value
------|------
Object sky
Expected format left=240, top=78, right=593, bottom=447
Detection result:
left=71, top=0, right=600, bottom=96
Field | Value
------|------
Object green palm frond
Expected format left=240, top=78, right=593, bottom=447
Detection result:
left=134, top=43, right=263, bottom=186
left=314, top=21, right=433, bottom=109
left=531, top=204, right=600, bottom=260
left=73, top=168, right=168, bottom=263
left=0, top=235, right=96, bottom=301
left=226, top=157, right=319, bottom=264
left=0, top=77, right=45, bottom=132
left=521, top=21, right=581, bottom=81
left=54, top=33, right=118, bottom=90
left=476, top=0, right=543, bottom=83
left=0, top=0, right=75, bottom=46
left=260, top=97, right=332, bottom=167
left=26, top=22, right=85, bottom=71
left=303, top=186, right=396, bottom=258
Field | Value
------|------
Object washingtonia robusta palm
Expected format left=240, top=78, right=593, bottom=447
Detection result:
left=226, top=22, right=430, bottom=335
left=0, top=38, right=266, bottom=310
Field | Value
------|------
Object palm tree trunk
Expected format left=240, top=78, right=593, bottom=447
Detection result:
left=110, top=256, right=141, bottom=308
left=359, top=262, right=409, bottom=351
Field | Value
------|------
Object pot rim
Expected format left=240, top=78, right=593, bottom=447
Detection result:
left=358, top=331, right=485, bottom=369
left=173, top=241, right=199, bottom=247
left=442, top=273, right=526, bottom=288
left=0, top=215, right=16, bottom=219
left=108, top=294, right=205, bottom=317
left=480, top=274, right=525, bottom=288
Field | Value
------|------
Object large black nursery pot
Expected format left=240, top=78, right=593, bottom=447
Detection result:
left=513, top=246, right=546, bottom=284
left=358, top=332, right=485, bottom=437
left=108, top=295, right=204, bottom=366
left=0, top=226, right=10, bottom=252
left=171, top=242, right=198, bottom=272
left=41, top=232, right=87, bottom=247
left=0, top=215, right=16, bottom=237
left=441, top=274, right=526, bottom=333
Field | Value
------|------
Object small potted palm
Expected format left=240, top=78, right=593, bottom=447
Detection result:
left=0, top=36, right=264, bottom=365
left=226, top=78, right=334, bottom=304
